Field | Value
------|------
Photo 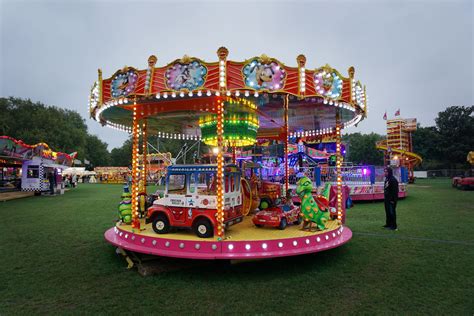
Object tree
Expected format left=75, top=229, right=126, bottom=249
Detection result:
left=110, top=138, right=132, bottom=167
left=412, top=125, right=443, bottom=169
left=435, top=106, right=474, bottom=168
left=0, top=97, right=110, bottom=167
left=84, top=134, right=110, bottom=169
left=343, top=132, right=384, bottom=165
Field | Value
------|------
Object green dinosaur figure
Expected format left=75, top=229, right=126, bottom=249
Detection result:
left=296, top=177, right=331, bottom=231
left=118, top=188, right=132, bottom=224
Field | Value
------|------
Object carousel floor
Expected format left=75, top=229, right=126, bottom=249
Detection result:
left=118, top=215, right=340, bottom=241
left=105, top=216, right=352, bottom=260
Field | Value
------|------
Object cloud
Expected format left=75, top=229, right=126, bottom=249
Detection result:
left=1, top=0, right=472, bottom=149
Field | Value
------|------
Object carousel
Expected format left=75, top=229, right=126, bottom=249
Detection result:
left=89, top=47, right=368, bottom=260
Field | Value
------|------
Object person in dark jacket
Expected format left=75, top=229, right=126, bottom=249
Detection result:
left=48, top=172, right=56, bottom=195
left=383, top=167, right=399, bottom=230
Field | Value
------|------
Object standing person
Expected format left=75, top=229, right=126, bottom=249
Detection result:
left=48, top=172, right=55, bottom=195
left=72, top=174, right=77, bottom=188
left=127, top=173, right=133, bottom=187
left=383, top=167, right=399, bottom=230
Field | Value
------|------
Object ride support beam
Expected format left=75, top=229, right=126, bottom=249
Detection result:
left=141, top=120, right=148, bottom=188
left=131, top=104, right=140, bottom=229
left=335, top=110, right=343, bottom=224
left=216, top=98, right=225, bottom=239
left=284, top=94, right=289, bottom=195
left=232, top=146, right=236, bottom=165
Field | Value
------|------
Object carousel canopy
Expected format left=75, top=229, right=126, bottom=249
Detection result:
left=0, top=136, right=76, bottom=166
left=89, top=47, right=368, bottom=142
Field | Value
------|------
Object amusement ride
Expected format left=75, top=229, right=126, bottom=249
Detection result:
left=89, top=47, right=368, bottom=260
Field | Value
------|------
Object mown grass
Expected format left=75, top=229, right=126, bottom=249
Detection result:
left=0, top=178, right=472, bottom=314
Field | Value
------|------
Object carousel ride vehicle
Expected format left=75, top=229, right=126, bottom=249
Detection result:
left=89, top=47, right=368, bottom=260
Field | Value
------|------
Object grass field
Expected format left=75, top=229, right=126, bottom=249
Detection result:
left=1, top=178, right=473, bottom=314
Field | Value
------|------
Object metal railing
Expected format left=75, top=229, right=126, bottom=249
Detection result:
left=260, top=165, right=407, bottom=187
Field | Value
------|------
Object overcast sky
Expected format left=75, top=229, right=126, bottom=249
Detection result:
left=1, top=0, right=473, bottom=149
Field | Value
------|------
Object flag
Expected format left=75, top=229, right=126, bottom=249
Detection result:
left=395, top=109, right=400, bottom=116
left=383, top=112, right=387, bottom=120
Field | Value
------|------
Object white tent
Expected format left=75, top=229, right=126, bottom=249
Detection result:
left=63, top=167, right=96, bottom=176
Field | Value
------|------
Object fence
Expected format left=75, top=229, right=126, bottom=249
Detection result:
left=426, top=169, right=473, bottom=178
left=259, top=165, right=408, bottom=187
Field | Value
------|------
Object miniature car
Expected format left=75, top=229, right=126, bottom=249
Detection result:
left=452, top=176, right=474, bottom=190
left=252, top=203, right=301, bottom=230
left=146, top=164, right=244, bottom=238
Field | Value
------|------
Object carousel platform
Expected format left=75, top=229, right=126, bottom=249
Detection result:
left=105, top=216, right=352, bottom=260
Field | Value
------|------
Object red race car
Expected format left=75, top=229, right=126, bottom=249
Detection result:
left=252, top=203, right=302, bottom=230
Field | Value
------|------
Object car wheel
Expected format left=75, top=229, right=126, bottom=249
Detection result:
left=255, top=224, right=263, bottom=228
left=259, top=197, right=271, bottom=210
left=152, top=214, right=170, bottom=234
left=194, top=218, right=214, bottom=238
left=294, top=216, right=303, bottom=225
left=279, top=218, right=287, bottom=230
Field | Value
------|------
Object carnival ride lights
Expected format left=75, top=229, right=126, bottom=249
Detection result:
left=199, top=98, right=259, bottom=147
left=91, top=47, right=368, bottom=259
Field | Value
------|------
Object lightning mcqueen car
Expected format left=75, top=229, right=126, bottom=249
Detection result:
left=252, top=203, right=301, bottom=230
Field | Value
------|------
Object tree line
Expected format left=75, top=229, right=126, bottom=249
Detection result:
left=0, top=97, right=110, bottom=168
left=1, top=97, right=472, bottom=170
left=344, top=105, right=474, bottom=169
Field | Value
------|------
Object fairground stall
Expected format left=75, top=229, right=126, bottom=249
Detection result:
left=63, top=167, right=97, bottom=183
left=318, top=164, right=408, bottom=201
left=94, top=167, right=130, bottom=184
left=138, top=152, right=172, bottom=184
left=90, top=48, right=368, bottom=260
left=0, top=136, right=75, bottom=194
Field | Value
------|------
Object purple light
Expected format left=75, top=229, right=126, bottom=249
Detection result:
left=363, top=168, right=368, bottom=175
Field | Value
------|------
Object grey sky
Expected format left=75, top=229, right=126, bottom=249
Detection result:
left=1, top=0, right=472, bottom=149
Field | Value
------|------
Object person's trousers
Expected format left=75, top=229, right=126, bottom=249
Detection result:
left=384, top=200, right=397, bottom=228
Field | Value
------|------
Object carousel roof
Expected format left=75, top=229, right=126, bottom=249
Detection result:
left=89, top=47, right=368, bottom=141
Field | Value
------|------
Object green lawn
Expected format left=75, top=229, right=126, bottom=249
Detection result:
left=1, top=179, right=473, bottom=314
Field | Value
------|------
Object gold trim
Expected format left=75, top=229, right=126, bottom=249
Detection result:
left=147, top=55, right=157, bottom=95
left=98, top=69, right=103, bottom=107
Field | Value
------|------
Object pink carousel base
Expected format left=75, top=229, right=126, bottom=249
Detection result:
left=104, top=224, right=352, bottom=260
